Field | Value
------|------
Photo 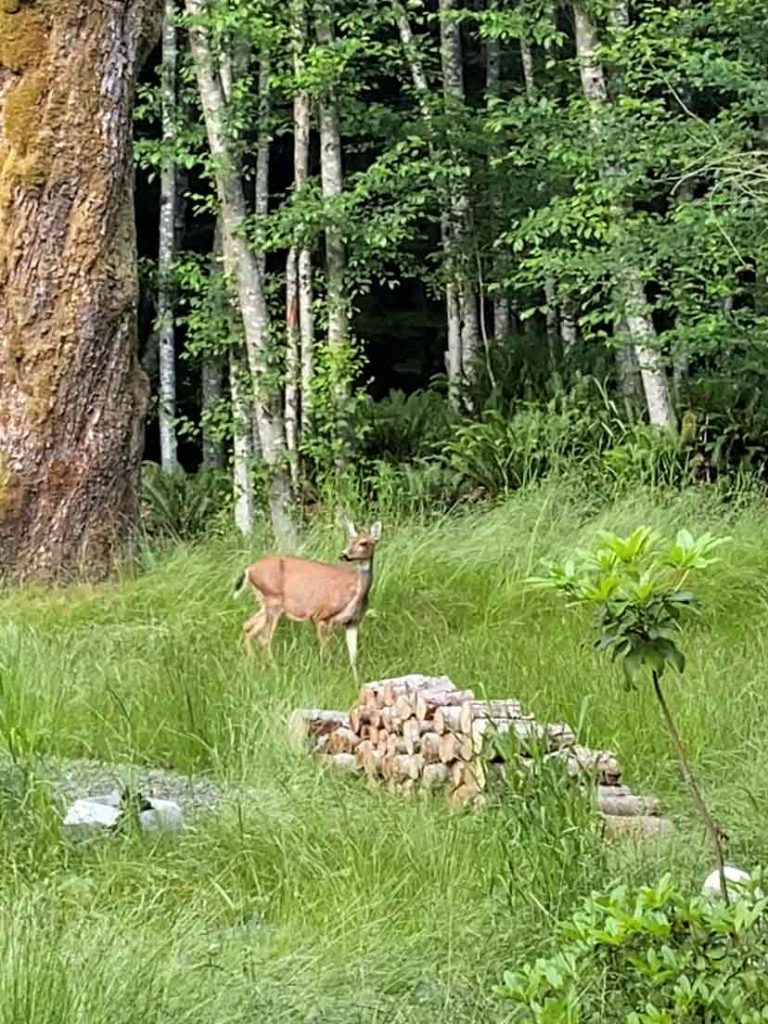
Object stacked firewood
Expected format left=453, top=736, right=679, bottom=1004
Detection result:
left=290, top=674, right=672, bottom=837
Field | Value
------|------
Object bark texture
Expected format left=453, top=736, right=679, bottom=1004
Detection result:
left=186, top=0, right=293, bottom=541
left=157, top=0, right=178, bottom=472
left=0, top=0, right=161, bottom=580
left=573, top=1, right=674, bottom=427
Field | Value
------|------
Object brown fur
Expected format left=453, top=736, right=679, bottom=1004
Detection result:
left=238, top=522, right=382, bottom=677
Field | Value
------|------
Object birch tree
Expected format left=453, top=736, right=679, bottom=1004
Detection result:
left=315, top=9, right=350, bottom=449
left=158, top=0, right=179, bottom=472
left=572, top=1, right=675, bottom=428
left=439, top=0, right=479, bottom=392
left=185, top=0, right=293, bottom=540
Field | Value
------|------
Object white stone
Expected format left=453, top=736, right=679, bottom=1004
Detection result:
left=139, top=798, right=184, bottom=832
left=702, top=866, right=762, bottom=900
left=64, top=798, right=121, bottom=829
left=63, top=794, right=184, bottom=833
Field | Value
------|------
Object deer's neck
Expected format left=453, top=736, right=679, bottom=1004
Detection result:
left=354, top=557, right=374, bottom=611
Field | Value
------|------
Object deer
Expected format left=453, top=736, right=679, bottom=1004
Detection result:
left=233, top=520, right=382, bottom=680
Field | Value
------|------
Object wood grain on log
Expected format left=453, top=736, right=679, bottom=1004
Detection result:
left=551, top=745, right=622, bottom=784
left=381, top=675, right=455, bottom=706
left=602, top=815, right=674, bottom=841
left=318, top=752, right=358, bottom=774
left=597, top=793, right=661, bottom=818
left=458, top=700, right=526, bottom=733
left=402, top=719, right=422, bottom=755
left=433, top=706, right=464, bottom=734
left=326, top=727, right=361, bottom=755
left=415, top=688, right=475, bottom=722
left=420, top=732, right=442, bottom=763
left=380, top=707, right=402, bottom=733
left=439, top=732, right=473, bottom=763
left=422, top=763, right=450, bottom=788
left=289, top=709, right=349, bottom=747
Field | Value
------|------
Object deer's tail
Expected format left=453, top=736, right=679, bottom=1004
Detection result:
left=232, top=569, right=249, bottom=599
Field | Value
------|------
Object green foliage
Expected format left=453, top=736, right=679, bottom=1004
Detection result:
left=529, top=527, right=728, bottom=685
left=140, top=462, right=233, bottom=543
left=497, top=873, right=768, bottom=1023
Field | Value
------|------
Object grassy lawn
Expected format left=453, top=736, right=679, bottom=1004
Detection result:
left=0, top=481, right=766, bottom=1022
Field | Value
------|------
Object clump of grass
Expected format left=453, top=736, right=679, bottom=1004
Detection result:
left=0, top=480, right=766, bottom=1020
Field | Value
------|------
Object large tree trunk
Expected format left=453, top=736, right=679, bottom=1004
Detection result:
left=157, top=0, right=179, bottom=472
left=315, top=12, right=350, bottom=452
left=186, top=0, right=293, bottom=542
left=0, top=0, right=161, bottom=580
left=572, top=2, right=674, bottom=427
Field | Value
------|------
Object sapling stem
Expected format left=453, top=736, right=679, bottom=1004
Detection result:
left=651, top=670, right=729, bottom=905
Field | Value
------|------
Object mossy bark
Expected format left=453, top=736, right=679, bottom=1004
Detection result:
left=0, top=0, right=162, bottom=579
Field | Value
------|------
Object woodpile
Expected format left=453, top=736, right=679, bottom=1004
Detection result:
left=290, top=675, right=672, bottom=837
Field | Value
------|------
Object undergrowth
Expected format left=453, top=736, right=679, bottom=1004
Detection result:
left=1, top=481, right=768, bottom=1020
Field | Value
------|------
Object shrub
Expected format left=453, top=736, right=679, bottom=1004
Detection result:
left=140, top=463, right=234, bottom=543
left=497, top=873, right=768, bottom=1023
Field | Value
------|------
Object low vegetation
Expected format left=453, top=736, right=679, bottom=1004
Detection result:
left=1, top=479, right=767, bottom=1021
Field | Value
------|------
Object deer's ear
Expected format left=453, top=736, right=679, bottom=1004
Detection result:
left=370, top=521, right=382, bottom=541
left=344, top=517, right=357, bottom=538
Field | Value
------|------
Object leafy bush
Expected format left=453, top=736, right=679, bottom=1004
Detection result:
left=140, top=463, right=233, bottom=543
left=354, top=388, right=455, bottom=463
left=497, top=874, right=768, bottom=1023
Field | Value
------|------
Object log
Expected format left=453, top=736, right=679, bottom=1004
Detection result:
left=439, top=732, right=473, bottom=763
left=289, top=709, right=349, bottom=747
left=356, top=740, right=383, bottom=777
left=598, top=784, right=632, bottom=799
left=552, top=745, right=622, bottom=784
left=402, top=719, right=422, bottom=755
left=433, top=706, right=464, bottom=734
left=369, top=708, right=383, bottom=729
left=384, top=754, right=424, bottom=782
left=380, top=707, right=402, bottom=733
left=317, top=753, right=358, bottom=774
left=326, top=727, right=361, bottom=755
left=386, top=733, right=410, bottom=757
left=597, top=793, right=661, bottom=818
left=449, top=784, right=481, bottom=807
left=358, top=683, right=385, bottom=711
left=381, top=675, right=455, bottom=706
left=451, top=758, right=487, bottom=791
left=421, top=763, right=450, bottom=789
left=349, top=706, right=373, bottom=733
left=416, top=688, right=475, bottom=722
left=359, top=724, right=377, bottom=744
left=459, top=700, right=526, bottom=733
left=394, top=694, right=417, bottom=720
left=602, top=815, right=674, bottom=841
left=420, top=732, right=442, bottom=763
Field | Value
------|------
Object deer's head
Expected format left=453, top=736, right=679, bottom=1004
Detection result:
left=341, top=520, right=382, bottom=563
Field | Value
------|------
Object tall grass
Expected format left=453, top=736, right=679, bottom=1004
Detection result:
left=0, top=480, right=767, bottom=1020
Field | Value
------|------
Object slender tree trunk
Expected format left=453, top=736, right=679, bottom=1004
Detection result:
left=291, top=0, right=315, bottom=442
left=186, top=0, right=293, bottom=541
left=439, top=0, right=478, bottom=393
left=521, top=36, right=566, bottom=365
left=393, top=3, right=461, bottom=408
left=285, top=247, right=300, bottom=491
left=254, top=56, right=270, bottom=269
left=0, top=0, right=161, bottom=580
left=485, top=27, right=510, bottom=343
left=229, top=347, right=255, bottom=535
left=158, top=0, right=179, bottom=473
left=315, top=12, right=350, bottom=453
left=201, top=353, right=225, bottom=470
left=573, top=1, right=674, bottom=428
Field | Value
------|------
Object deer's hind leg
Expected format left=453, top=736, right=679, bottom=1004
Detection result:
left=242, top=602, right=282, bottom=662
